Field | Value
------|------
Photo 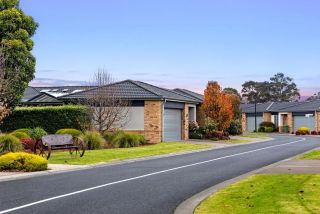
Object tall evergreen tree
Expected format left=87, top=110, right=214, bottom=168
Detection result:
left=0, top=0, right=38, bottom=121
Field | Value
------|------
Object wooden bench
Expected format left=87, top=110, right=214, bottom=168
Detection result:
left=34, top=134, right=85, bottom=160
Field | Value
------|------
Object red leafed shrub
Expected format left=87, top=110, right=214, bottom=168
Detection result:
left=295, top=131, right=301, bottom=136
left=20, top=138, right=36, bottom=152
left=311, top=131, right=318, bottom=135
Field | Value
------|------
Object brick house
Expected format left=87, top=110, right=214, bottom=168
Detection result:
left=241, top=101, right=320, bottom=133
left=21, top=80, right=203, bottom=143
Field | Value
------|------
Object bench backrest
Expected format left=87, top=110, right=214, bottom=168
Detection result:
left=42, top=134, right=73, bottom=146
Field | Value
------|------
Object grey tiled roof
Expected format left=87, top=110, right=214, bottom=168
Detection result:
left=241, top=101, right=320, bottom=113
left=61, top=80, right=200, bottom=103
left=21, top=87, right=40, bottom=102
left=26, top=93, right=63, bottom=104
left=173, top=88, right=203, bottom=102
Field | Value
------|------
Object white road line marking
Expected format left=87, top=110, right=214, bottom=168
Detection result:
left=0, top=138, right=305, bottom=214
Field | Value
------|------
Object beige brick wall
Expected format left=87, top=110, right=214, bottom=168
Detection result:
left=287, top=112, right=293, bottom=133
left=144, top=101, right=163, bottom=143
left=263, top=112, right=272, bottom=122
left=241, top=113, right=247, bottom=132
left=182, top=104, right=189, bottom=140
left=315, top=112, right=320, bottom=132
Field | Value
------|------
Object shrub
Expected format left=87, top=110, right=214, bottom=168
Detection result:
left=295, top=131, right=301, bottom=136
left=258, top=127, right=265, bottom=132
left=0, top=134, right=23, bottom=155
left=28, top=127, right=47, bottom=141
left=189, top=121, right=200, bottom=133
left=259, top=121, right=276, bottom=129
left=0, top=105, right=91, bottom=133
left=110, top=131, right=147, bottom=148
left=20, top=138, right=36, bottom=152
left=203, top=118, right=218, bottom=133
left=10, top=131, right=30, bottom=140
left=190, top=132, right=203, bottom=139
left=265, top=127, right=274, bottom=133
left=0, top=152, right=47, bottom=172
left=227, top=120, right=242, bottom=135
left=83, top=131, right=104, bottom=150
left=298, top=127, right=310, bottom=135
left=56, top=128, right=83, bottom=138
left=311, top=131, right=318, bottom=135
left=13, top=128, right=30, bottom=134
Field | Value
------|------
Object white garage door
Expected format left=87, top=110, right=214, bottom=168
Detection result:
left=163, top=109, right=182, bottom=141
left=293, top=116, right=315, bottom=132
left=246, top=116, right=263, bottom=132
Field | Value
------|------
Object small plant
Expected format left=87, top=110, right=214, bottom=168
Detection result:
left=311, top=131, right=318, bottom=135
left=110, top=131, right=147, bottom=148
left=83, top=131, right=104, bottom=150
left=0, top=152, right=48, bottom=172
left=13, top=128, right=30, bottom=134
left=259, top=121, right=276, bottom=130
left=56, top=128, right=83, bottom=138
left=227, top=120, right=242, bottom=135
left=20, top=138, right=36, bottom=152
left=297, top=127, right=310, bottom=135
left=189, top=121, right=200, bottom=133
left=265, top=127, right=274, bottom=133
left=10, top=131, right=30, bottom=140
left=190, top=131, right=203, bottom=139
left=258, top=127, right=265, bottom=132
left=28, top=127, right=48, bottom=141
left=0, top=134, right=23, bottom=155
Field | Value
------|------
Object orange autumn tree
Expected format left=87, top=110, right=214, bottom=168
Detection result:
left=202, top=81, right=234, bottom=131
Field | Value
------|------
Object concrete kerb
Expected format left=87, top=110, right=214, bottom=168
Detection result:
left=174, top=143, right=319, bottom=214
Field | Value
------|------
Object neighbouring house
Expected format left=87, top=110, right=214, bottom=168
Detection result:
left=21, top=80, right=203, bottom=143
left=241, top=101, right=320, bottom=133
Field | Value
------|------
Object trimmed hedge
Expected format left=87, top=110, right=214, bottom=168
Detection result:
left=0, top=152, right=48, bottom=172
left=0, top=105, right=91, bottom=133
left=56, top=128, right=83, bottom=138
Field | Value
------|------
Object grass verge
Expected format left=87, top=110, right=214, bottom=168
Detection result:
left=222, top=139, right=251, bottom=143
left=241, top=133, right=271, bottom=139
left=195, top=174, right=320, bottom=214
left=298, top=150, right=320, bottom=160
left=48, top=142, right=211, bottom=165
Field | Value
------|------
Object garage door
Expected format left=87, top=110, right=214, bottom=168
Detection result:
left=293, top=116, right=315, bottom=132
left=163, top=109, right=182, bottom=141
left=246, top=116, right=263, bottom=132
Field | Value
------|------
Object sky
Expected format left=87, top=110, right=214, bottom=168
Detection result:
left=20, top=0, right=320, bottom=96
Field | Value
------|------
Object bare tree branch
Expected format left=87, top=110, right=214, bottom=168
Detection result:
left=84, top=69, right=129, bottom=133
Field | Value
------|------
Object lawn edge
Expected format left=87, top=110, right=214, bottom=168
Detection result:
left=174, top=144, right=320, bottom=214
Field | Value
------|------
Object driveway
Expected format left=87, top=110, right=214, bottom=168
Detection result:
left=0, top=135, right=319, bottom=214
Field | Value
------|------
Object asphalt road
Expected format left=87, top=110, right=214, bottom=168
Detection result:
left=0, top=135, right=319, bottom=214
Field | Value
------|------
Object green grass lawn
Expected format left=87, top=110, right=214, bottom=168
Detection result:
left=298, top=150, right=320, bottom=160
left=195, top=174, right=320, bottom=214
left=222, top=139, right=251, bottom=143
left=48, top=142, right=211, bottom=165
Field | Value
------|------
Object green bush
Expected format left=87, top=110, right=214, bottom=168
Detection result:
left=0, top=134, right=23, bottom=155
left=297, top=127, right=310, bottom=135
left=28, top=127, right=47, bottom=141
left=259, top=121, right=276, bottom=129
left=190, top=131, right=203, bottom=139
left=83, top=131, right=104, bottom=150
left=227, top=120, right=242, bottom=135
left=10, top=131, right=30, bottom=140
left=109, top=131, right=147, bottom=148
left=258, top=127, right=266, bottom=132
left=56, top=128, right=83, bottom=138
left=265, top=127, right=274, bottom=133
left=13, top=128, right=30, bottom=134
left=0, top=152, right=48, bottom=172
left=0, top=105, right=91, bottom=133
